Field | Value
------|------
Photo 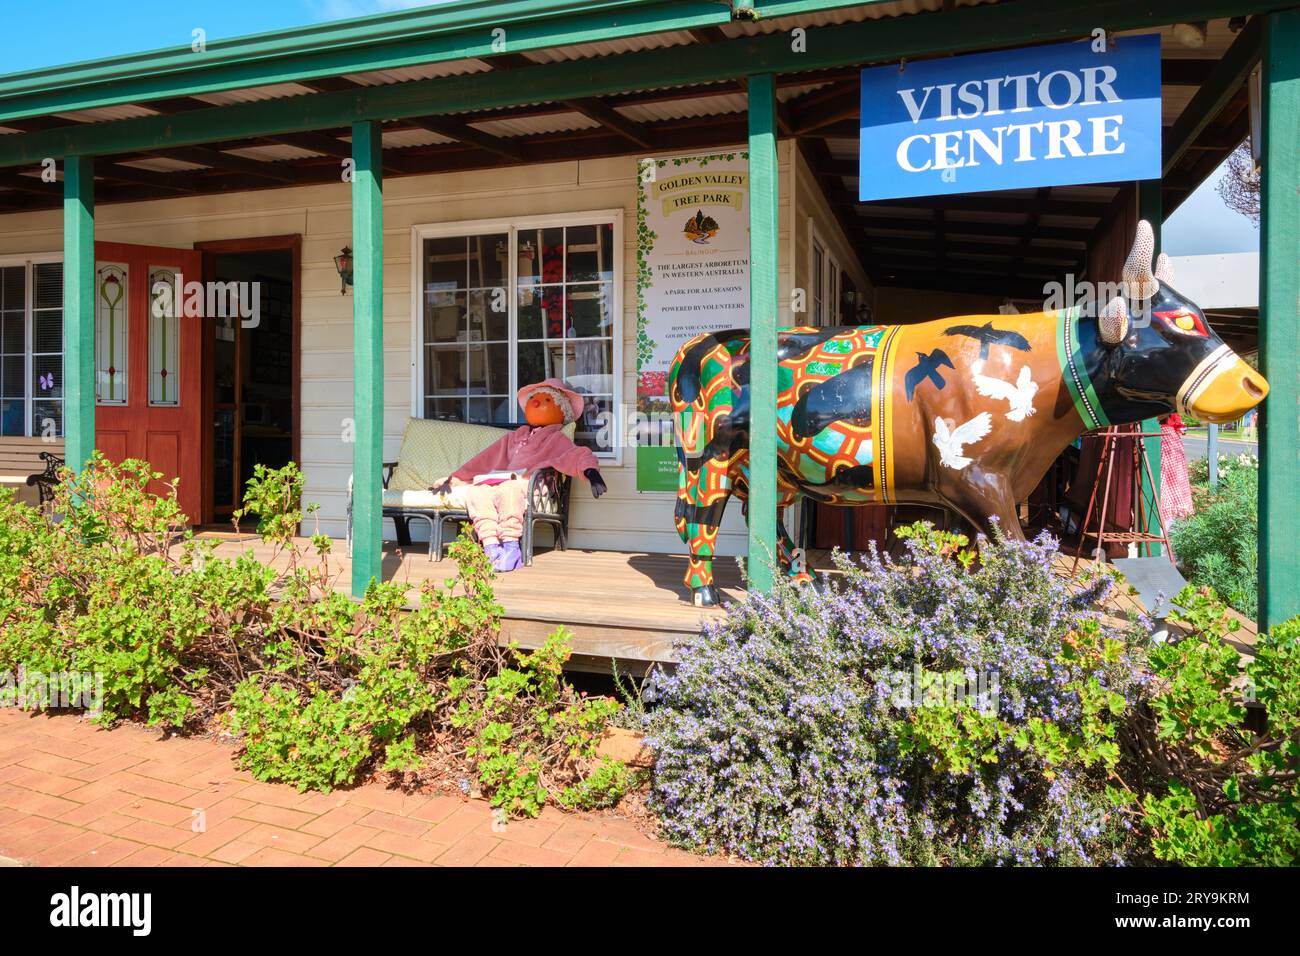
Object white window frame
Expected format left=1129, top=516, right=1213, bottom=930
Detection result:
left=0, top=252, right=63, bottom=439
left=806, top=221, right=841, bottom=327
left=410, top=210, right=624, bottom=463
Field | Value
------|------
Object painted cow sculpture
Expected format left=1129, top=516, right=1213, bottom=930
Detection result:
left=669, top=222, right=1269, bottom=607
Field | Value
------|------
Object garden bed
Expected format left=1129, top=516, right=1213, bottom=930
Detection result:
left=2, top=456, right=1295, bottom=867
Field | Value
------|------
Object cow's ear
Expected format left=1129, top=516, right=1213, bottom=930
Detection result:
left=1100, top=296, right=1129, bottom=345
left=1155, top=252, right=1175, bottom=286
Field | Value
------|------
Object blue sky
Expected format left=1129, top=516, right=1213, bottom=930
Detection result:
left=0, top=1, right=446, bottom=72
left=0, top=0, right=1257, bottom=254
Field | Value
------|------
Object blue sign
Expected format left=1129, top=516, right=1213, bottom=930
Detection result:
left=859, top=35, right=1161, bottom=201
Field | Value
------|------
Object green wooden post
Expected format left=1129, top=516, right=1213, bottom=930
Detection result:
left=1258, top=8, right=1300, bottom=633
left=350, top=121, right=384, bottom=598
left=1137, top=179, right=1163, bottom=556
left=62, top=156, right=94, bottom=472
left=747, top=74, right=778, bottom=593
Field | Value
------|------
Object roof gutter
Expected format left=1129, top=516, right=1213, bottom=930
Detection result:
left=0, top=1, right=883, bottom=124
left=0, top=0, right=657, bottom=92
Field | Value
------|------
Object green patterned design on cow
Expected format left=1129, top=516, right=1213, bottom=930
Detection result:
left=1056, top=306, right=1111, bottom=431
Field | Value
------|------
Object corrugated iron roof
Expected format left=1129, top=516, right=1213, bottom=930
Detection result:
left=343, top=60, right=493, bottom=86
left=469, top=111, right=601, bottom=138
left=381, top=127, right=456, bottom=149
left=521, top=29, right=697, bottom=64
left=222, top=143, right=322, bottom=162
left=114, top=156, right=209, bottom=172
left=192, top=82, right=320, bottom=106
left=52, top=104, right=160, bottom=123
left=617, top=93, right=747, bottom=123
left=728, top=0, right=1002, bottom=36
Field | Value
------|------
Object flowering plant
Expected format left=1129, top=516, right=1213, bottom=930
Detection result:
left=645, top=523, right=1148, bottom=865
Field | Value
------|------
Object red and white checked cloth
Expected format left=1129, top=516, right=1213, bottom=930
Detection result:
left=1160, top=422, right=1195, bottom=526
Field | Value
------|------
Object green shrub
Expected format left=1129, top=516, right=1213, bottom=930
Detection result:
left=450, top=628, right=622, bottom=816
left=1171, top=464, right=1257, bottom=618
left=1129, top=588, right=1300, bottom=866
left=559, top=759, right=638, bottom=810
left=0, top=455, right=626, bottom=813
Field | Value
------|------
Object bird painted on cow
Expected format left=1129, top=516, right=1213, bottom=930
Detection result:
left=669, top=221, right=1269, bottom=607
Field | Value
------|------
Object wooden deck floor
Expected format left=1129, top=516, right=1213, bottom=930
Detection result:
left=194, top=535, right=1259, bottom=669
left=197, top=535, right=734, bottom=669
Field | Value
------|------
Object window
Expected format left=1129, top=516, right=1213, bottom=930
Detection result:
left=808, top=225, right=842, bottom=328
left=95, top=262, right=128, bottom=406
left=0, top=259, right=63, bottom=438
left=811, top=240, right=825, bottom=324
left=148, top=267, right=181, bottom=406
left=414, top=213, right=621, bottom=456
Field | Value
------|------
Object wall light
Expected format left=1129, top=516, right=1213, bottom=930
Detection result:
left=333, top=246, right=354, bottom=294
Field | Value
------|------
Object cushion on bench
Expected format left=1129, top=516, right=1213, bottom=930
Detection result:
left=381, top=487, right=464, bottom=509
left=387, top=418, right=506, bottom=493
left=385, top=417, right=577, bottom=499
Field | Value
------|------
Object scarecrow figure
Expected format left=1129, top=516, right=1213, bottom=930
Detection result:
left=434, top=378, right=606, bottom=572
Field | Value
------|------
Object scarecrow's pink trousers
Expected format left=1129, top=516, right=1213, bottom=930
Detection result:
left=461, top=478, right=528, bottom=544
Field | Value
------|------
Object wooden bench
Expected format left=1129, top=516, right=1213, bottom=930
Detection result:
left=347, top=418, right=573, bottom=564
left=0, top=437, right=65, bottom=507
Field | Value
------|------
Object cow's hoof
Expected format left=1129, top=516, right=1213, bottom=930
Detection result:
left=692, top=585, right=719, bottom=607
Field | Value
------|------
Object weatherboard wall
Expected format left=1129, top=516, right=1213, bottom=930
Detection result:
left=0, top=142, right=867, bottom=554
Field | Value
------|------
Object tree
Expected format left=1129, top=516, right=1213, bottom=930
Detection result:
left=1217, top=140, right=1260, bottom=226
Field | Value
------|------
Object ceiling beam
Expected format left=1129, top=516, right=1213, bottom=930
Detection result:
left=98, top=162, right=199, bottom=193
left=478, top=50, right=658, bottom=152
left=560, top=98, right=654, bottom=150
left=867, top=194, right=1113, bottom=218
left=1012, top=186, right=1054, bottom=275
left=857, top=215, right=1092, bottom=243
left=0, top=170, right=53, bottom=195
left=405, top=115, right=524, bottom=162
left=1160, top=58, right=1221, bottom=85
left=870, top=254, right=1060, bottom=277
left=0, top=112, right=750, bottom=213
left=871, top=271, right=1053, bottom=299
left=154, top=145, right=299, bottom=182
left=867, top=234, right=1077, bottom=262
left=140, top=90, right=408, bottom=177
left=788, top=81, right=858, bottom=135
left=687, top=26, right=727, bottom=46
left=480, top=53, right=537, bottom=70
left=1163, top=15, right=1261, bottom=176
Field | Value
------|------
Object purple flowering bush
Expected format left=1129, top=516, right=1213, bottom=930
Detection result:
left=645, top=524, right=1148, bottom=866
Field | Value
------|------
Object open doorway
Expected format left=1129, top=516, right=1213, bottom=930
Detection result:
left=196, top=236, right=301, bottom=526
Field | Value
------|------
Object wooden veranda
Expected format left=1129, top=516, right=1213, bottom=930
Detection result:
left=194, top=533, right=1260, bottom=669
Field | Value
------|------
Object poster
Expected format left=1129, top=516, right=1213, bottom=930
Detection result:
left=635, top=150, right=750, bottom=491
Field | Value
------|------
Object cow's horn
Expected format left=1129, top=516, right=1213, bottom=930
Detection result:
left=1122, top=220, right=1159, bottom=301
left=1155, top=252, right=1175, bottom=286
left=1100, top=295, right=1129, bottom=345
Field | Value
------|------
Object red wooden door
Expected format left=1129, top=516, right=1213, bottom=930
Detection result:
left=93, top=242, right=203, bottom=522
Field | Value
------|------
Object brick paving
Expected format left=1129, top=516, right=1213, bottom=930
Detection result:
left=0, top=708, right=724, bottom=868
